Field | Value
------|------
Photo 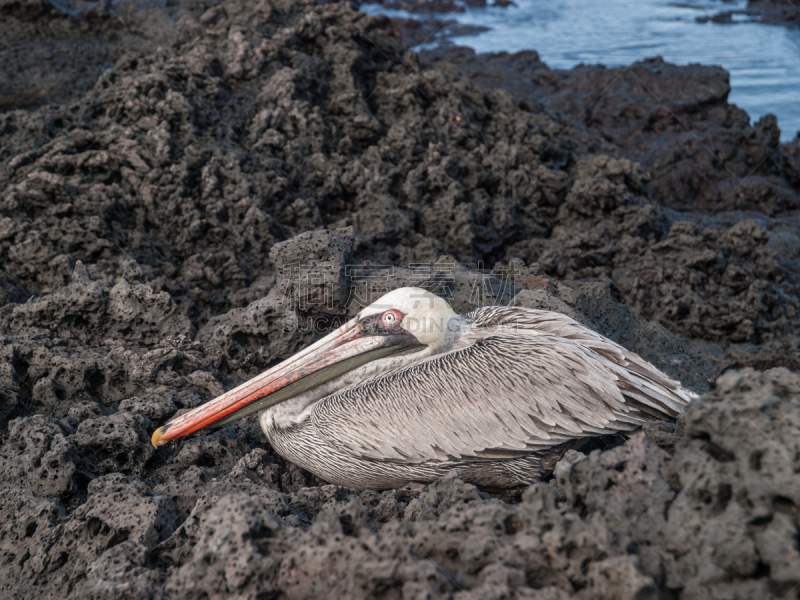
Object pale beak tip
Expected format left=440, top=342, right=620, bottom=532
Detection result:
left=151, top=426, right=165, bottom=448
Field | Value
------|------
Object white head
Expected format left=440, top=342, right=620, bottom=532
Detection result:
left=152, top=287, right=460, bottom=447
left=357, top=287, right=459, bottom=351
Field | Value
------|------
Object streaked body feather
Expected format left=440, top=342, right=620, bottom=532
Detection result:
left=260, top=306, right=693, bottom=490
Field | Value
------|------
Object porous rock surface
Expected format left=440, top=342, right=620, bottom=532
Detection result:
left=0, top=0, right=798, bottom=598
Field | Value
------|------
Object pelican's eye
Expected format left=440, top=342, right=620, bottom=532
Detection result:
left=382, top=309, right=403, bottom=327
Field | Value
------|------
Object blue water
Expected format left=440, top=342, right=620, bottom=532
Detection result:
left=362, top=0, right=800, bottom=140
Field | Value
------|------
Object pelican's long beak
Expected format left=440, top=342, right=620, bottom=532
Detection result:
left=151, top=318, right=421, bottom=448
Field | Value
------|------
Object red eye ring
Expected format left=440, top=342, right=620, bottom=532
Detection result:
left=382, top=309, right=403, bottom=327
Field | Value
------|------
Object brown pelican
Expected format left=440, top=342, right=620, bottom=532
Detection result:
left=151, top=287, right=693, bottom=490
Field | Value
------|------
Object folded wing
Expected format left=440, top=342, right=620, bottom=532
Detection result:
left=311, top=306, right=693, bottom=464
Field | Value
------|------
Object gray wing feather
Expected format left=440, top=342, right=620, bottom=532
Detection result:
left=464, top=306, right=693, bottom=416
left=310, top=306, right=693, bottom=465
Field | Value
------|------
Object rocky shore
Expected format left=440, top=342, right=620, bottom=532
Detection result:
left=0, top=0, right=798, bottom=598
left=749, top=0, right=800, bottom=24
left=699, top=0, right=800, bottom=26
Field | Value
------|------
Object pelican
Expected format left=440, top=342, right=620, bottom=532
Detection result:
left=151, top=287, right=693, bottom=490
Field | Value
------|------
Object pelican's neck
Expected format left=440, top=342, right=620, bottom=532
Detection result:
left=260, top=314, right=467, bottom=431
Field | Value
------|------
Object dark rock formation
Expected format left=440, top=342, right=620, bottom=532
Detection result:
left=747, top=0, right=800, bottom=25
left=0, top=0, right=797, bottom=598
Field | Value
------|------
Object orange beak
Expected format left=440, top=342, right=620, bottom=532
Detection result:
left=151, top=318, right=420, bottom=447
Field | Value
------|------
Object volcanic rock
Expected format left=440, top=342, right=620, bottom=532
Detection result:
left=0, top=0, right=797, bottom=598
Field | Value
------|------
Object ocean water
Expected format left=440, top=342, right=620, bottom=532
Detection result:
left=362, top=0, right=800, bottom=141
